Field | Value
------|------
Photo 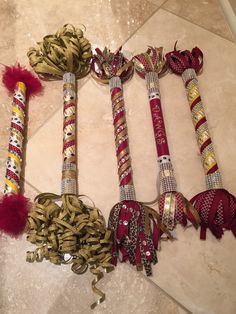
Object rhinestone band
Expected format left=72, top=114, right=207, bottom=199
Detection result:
left=182, top=68, right=197, bottom=84
left=206, top=172, right=223, bottom=189
left=109, top=76, right=122, bottom=90
left=120, top=185, right=136, bottom=201
left=145, top=72, right=159, bottom=94
left=159, top=161, right=177, bottom=193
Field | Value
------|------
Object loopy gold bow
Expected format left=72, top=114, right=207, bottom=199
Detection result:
left=26, top=193, right=113, bottom=308
left=27, top=24, right=92, bottom=80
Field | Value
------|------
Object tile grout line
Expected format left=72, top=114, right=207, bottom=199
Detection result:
left=119, top=1, right=166, bottom=48
left=161, top=7, right=236, bottom=44
left=138, top=268, right=193, bottom=313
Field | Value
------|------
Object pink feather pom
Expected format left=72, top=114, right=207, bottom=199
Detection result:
left=0, top=194, right=29, bottom=237
left=2, top=63, right=42, bottom=99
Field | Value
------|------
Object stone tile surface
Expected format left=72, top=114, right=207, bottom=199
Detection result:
left=162, top=0, right=234, bottom=40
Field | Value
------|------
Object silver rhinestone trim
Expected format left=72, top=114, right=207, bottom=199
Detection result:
left=120, top=185, right=136, bottom=201
left=182, top=68, right=197, bottom=84
left=61, top=178, right=77, bottom=195
left=109, top=76, right=122, bottom=90
left=145, top=72, right=159, bottom=94
left=206, top=172, right=223, bottom=189
left=159, top=161, right=177, bottom=193
left=63, top=72, right=76, bottom=84
left=62, top=163, right=77, bottom=171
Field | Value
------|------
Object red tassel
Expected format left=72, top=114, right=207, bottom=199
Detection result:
left=108, top=200, right=161, bottom=276
left=2, top=64, right=42, bottom=99
left=191, top=189, right=236, bottom=239
left=0, top=194, right=29, bottom=236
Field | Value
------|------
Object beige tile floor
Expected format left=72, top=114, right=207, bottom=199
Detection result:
left=0, top=0, right=236, bottom=313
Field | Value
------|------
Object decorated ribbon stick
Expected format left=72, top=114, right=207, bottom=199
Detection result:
left=26, top=24, right=113, bottom=308
left=133, top=47, right=200, bottom=233
left=91, top=47, right=171, bottom=276
left=166, top=46, right=236, bottom=239
left=0, top=64, right=42, bottom=236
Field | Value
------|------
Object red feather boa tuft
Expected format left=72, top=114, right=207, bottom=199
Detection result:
left=0, top=194, right=29, bottom=236
left=191, top=189, right=236, bottom=240
left=2, top=64, right=42, bottom=99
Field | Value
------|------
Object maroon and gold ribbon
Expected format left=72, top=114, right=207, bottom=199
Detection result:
left=4, top=82, right=26, bottom=195
left=166, top=46, right=236, bottom=239
left=92, top=47, right=172, bottom=276
left=133, top=47, right=200, bottom=231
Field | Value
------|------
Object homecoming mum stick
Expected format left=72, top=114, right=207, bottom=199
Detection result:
left=166, top=46, right=236, bottom=239
left=26, top=25, right=113, bottom=309
left=92, top=47, right=171, bottom=276
left=0, top=64, right=42, bottom=236
left=133, top=47, right=200, bottom=232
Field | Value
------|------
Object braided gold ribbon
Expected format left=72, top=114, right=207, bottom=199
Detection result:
left=28, top=24, right=92, bottom=80
left=26, top=193, right=113, bottom=308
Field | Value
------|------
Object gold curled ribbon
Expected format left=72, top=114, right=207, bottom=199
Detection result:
left=142, top=204, right=173, bottom=240
left=26, top=192, right=113, bottom=308
left=182, top=195, right=201, bottom=228
left=27, top=24, right=92, bottom=80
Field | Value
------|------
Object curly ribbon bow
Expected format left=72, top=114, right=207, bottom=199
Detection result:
left=28, top=24, right=91, bottom=80
left=166, top=45, right=236, bottom=239
left=133, top=47, right=200, bottom=232
left=26, top=24, right=113, bottom=308
left=91, top=47, right=172, bottom=276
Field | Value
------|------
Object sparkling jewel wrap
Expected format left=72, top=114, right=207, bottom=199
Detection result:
left=61, top=73, right=77, bottom=195
left=4, top=82, right=26, bottom=194
left=182, top=68, right=223, bottom=190
left=110, top=76, right=136, bottom=201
